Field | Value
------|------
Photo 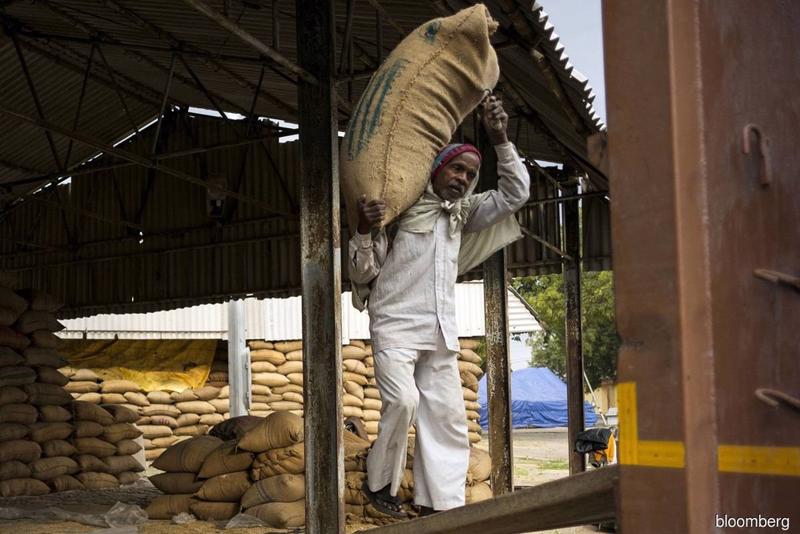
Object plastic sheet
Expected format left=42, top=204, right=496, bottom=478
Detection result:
left=222, top=513, right=267, bottom=529
left=0, top=501, right=147, bottom=529
left=171, top=512, right=197, bottom=524
left=104, top=502, right=148, bottom=527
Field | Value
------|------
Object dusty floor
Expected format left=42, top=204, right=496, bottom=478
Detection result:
left=0, top=429, right=605, bottom=534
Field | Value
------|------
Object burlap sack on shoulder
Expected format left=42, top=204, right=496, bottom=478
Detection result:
left=151, top=435, right=223, bottom=473
left=194, top=470, right=250, bottom=502
left=0, top=460, right=31, bottom=481
left=244, top=499, right=305, bottom=529
left=189, top=500, right=239, bottom=521
left=198, top=440, right=255, bottom=479
left=149, top=472, right=202, bottom=494
left=0, top=478, right=50, bottom=497
left=77, top=472, right=119, bottom=489
left=240, top=473, right=305, bottom=509
left=340, top=4, right=500, bottom=228
left=72, top=401, right=115, bottom=425
left=146, top=494, right=196, bottom=519
left=238, top=411, right=304, bottom=453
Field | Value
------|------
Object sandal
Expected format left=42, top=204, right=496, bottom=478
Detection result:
left=418, top=505, right=440, bottom=517
left=362, top=480, right=408, bottom=519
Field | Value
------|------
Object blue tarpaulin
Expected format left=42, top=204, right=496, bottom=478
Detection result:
left=478, top=367, right=597, bottom=429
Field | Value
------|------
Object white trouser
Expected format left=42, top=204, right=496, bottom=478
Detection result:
left=366, top=338, right=470, bottom=510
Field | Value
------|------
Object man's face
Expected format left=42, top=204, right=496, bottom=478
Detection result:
left=432, top=152, right=481, bottom=202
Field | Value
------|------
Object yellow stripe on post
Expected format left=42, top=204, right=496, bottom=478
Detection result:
left=638, top=440, right=686, bottom=469
left=617, top=382, right=639, bottom=465
left=719, top=445, right=800, bottom=477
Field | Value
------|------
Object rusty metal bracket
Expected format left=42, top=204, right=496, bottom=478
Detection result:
left=753, top=268, right=800, bottom=292
left=755, top=388, right=800, bottom=413
left=742, top=123, right=771, bottom=186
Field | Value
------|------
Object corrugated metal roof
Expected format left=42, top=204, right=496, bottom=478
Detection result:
left=59, top=281, right=541, bottom=340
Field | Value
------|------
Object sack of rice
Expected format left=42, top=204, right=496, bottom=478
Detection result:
left=458, top=360, right=483, bottom=378
left=100, top=393, right=128, bottom=404
left=0, top=287, right=28, bottom=315
left=342, top=406, right=363, bottom=419
left=152, top=435, right=181, bottom=449
left=244, top=499, right=305, bottom=528
left=343, top=360, right=368, bottom=376
left=73, top=437, right=117, bottom=458
left=281, top=392, right=303, bottom=404
left=102, top=404, right=139, bottom=424
left=277, top=361, right=303, bottom=375
left=74, top=420, right=104, bottom=438
left=143, top=404, right=182, bottom=418
left=0, top=478, right=50, bottom=497
left=145, top=448, right=166, bottom=461
left=252, top=372, right=290, bottom=388
left=76, top=454, right=110, bottom=473
left=363, top=398, right=381, bottom=411
left=344, top=471, right=369, bottom=505
left=207, top=415, right=262, bottom=441
left=176, top=413, right=201, bottom=427
left=42, top=439, right=77, bottom=457
left=199, top=413, right=224, bottom=426
left=241, top=474, right=304, bottom=509
left=146, top=494, right=196, bottom=519
left=35, top=366, right=69, bottom=387
left=16, top=289, right=62, bottom=312
left=174, top=424, right=209, bottom=437
left=467, top=420, right=482, bottom=433
left=238, top=412, right=304, bottom=453
left=123, top=391, right=149, bottom=407
left=248, top=340, right=274, bottom=350
left=465, top=481, right=492, bottom=503
left=48, top=474, right=85, bottom=492
left=343, top=393, right=363, bottom=408
left=251, top=361, right=278, bottom=373
left=171, top=389, right=199, bottom=402
left=189, top=500, right=240, bottom=521
left=274, top=340, right=302, bottom=353
left=340, top=5, right=500, bottom=229
left=116, top=439, right=142, bottom=456
left=284, top=349, right=303, bottom=362
left=0, top=403, right=38, bottom=424
left=72, top=401, right=115, bottom=425
left=76, top=392, right=102, bottom=404
left=0, top=423, right=29, bottom=441
left=468, top=432, right=481, bottom=444
left=71, top=368, right=100, bottom=382
left=14, top=310, right=64, bottom=333
left=463, top=387, right=478, bottom=402
left=342, top=345, right=368, bottom=361
left=195, top=470, right=250, bottom=502
left=0, top=347, right=24, bottom=367
left=147, top=390, right=173, bottom=404
left=152, top=435, right=223, bottom=473
left=0, top=326, right=30, bottom=350
left=459, top=348, right=482, bottom=364
left=197, top=441, right=254, bottom=479
left=0, top=439, right=42, bottom=463
left=344, top=372, right=367, bottom=386
left=148, top=415, right=178, bottom=429
left=194, top=386, right=220, bottom=401
left=460, top=338, right=481, bottom=351
left=77, top=472, right=119, bottom=489
left=65, top=381, right=101, bottom=394
left=286, top=373, right=303, bottom=387
left=467, top=447, right=491, bottom=483
left=0, top=365, right=36, bottom=387
left=461, top=372, right=478, bottom=389
left=139, top=425, right=173, bottom=439
left=269, top=401, right=303, bottom=412
left=24, top=383, right=72, bottom=405
left=271, top=384, right=300, bottom=395
left=117, top=471, right=140, bottom=485
left=103, top=423, right=142, bottom=443
left=30, top=330, right=62, bottom=349
left=150, top=472, right=203, bottom=494
left=209, top=398, right=229, bottom=413
left=0, top=385, right=27, bottom=405
left=101, top=379, right=141, bottom=394
left=0, top=461, right=31, bottom=480
left=104, top=455, right=145, bottom=475
left=23, top=348, right=67, bottom=368
left=252, top=442, right=305, bottom=479
left=30, top=456, right=79, bottom=480
left=176, top=400, right=216, bottom=415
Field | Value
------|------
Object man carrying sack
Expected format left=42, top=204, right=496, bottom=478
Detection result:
left=348, top=95, right=530, bottom=517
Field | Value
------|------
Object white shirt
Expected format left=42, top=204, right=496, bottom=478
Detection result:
left=348, top=142, right=530, bottom=354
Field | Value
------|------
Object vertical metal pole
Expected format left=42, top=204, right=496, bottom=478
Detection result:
left=562, top=179, right=585, bottom=474
left=481, top=137, right=514, bottom=496
left=296, top=0, right=344, bottom=532
left=227, top=299, right=249, bottom=417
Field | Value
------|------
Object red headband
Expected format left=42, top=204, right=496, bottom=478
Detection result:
left=430, top=143, right=482, bottom=179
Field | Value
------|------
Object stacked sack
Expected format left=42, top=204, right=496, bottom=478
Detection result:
left=246, top=340, right=303, bottom=418
left=457, top=339, right=485, bottom=445
left=465, top=447, right=492, bottom=503
left=206, top=344, right=229, bottom=388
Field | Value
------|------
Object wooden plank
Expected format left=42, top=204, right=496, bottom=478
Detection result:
left=356, top=466, right=618, bottom=534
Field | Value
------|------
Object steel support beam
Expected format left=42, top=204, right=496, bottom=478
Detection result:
left=227, top=299, right=250, bottom=418
left=562, top=180, right=585, bottom=475
left=296, top=0, right=344, bottom=531
left=481, top=138, right=514, bottom=495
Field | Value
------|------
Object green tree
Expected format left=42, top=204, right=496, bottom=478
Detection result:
left=512, top=271, right=619, bottom=387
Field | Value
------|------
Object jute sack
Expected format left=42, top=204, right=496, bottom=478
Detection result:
left=344, top=431, right=370, bottom=471
left=467, top=420, right=482, bottom=433
left=272, top=384, right=301, bottom=395
left=252, top=394, right=281, bottom=404
left=344, top=372, right=367, bottom=386
left=0, top=461, right=31, bottom=481
left=103, top=404, right=139, bottom=423
left=42, top=439, right=77, bottom=457
left=16, top=289, right=62, bottom=312
left=49, top=474, right=84, bottom=492
left=461, top=371, right=478, bottom=389
left=343, top=381, right=364, bottom=400
left=104, top=455, right=144, bottom=475
left=152, top=435, right=181, bottom=449
left=0, top=385, right=27, bottom=405
left=286, top=373, right=303, bottom=387
left=72, top=401, right=115, bottom=425
left=172, top=389, right=199, bottom=402
left=194, top=386, right=220, bottom=401
left=465, top=481, right=493, bottom=503
left=150, top=472, right=203, bottom=494
left=14, top=310, right=64, bottom=333
left=342, top=345, right=368, bottom=361
left=76, top=392, right=102, bottom=404
left=0, top=348, right=24, bottom=367
left=209, top=398, right=229, bottom=413
left=349, top=340, right=366, bottom=349
left=0, top=440, right=42, bottom=463
left=253, top=372, right=290, bottom=388
left=217, top=386, right=230, bottom=399
left=467, top=447, right=491, bottom=483
left=100, top=379, right=140, bottom=394
left=252, top=384, right=273, bottom=396
left=342, top=406, right=363, bottom=419
left=277, top=361, right=302, bottom=375
left=365, top=421, right=379, bottom=435
left=35, top=366, right=69, bottom=386
left=0, top=403, right=38, bottom=424
left=65, top=381, right=101, bottom=394
left=460, top=338, right=481, bottom=350
left=77, top=472, right=119, bottom=489
left=143, top=404, right=181, bottom=418
left=468, top=432, right=481, bottom=444
left=248, top=340, right=274, bottom=350
left=250, top=349, right=286, bottom=366
left=0, top=365, right=36, bottom=387
left=116, top=439, right=142, bottom=456
left=0, top=287, right=27, bottom=315
left=117, top=471, right=140, bottom=485
left=199, top=413, right=224, bottom=426
left=23, top=348, right=67, bottom=368
left=123, top=391, right=149, bottom=407
left=363, top=409, right=381, bottom=422
left=252, top=442, right=305, bottom=479
left=363, top=398, right=381, bottom=411
left=147, top=390, right=173, bottom=404
left=340, top=4, right=500, bottom=228
left=465, top=400, right=481, bottom=412
left=71, top=368, right=100, bottom=382
left=74, top=420, right=104, bottom=438
left=101, top=393, right=127, bottom=404
left=240, top=474, right=304, bottom=509
left=0, top=478, right=50, bottom=497
left=343, top=393, right=363, bottom=408
left=343, top=359, right=368, bottom=375
left=198, top=440, right=254, bottom=479
left=195, top=470, right=250, bottom=502
left=245, top=499, right=304, bottom=528
left=459, top=348, right=482, bottom=364
left=364, top=387, right=381, bottom=400
left=463, top=387, right=478, bottom=402
left=176, top=401, right=216, bottom=415
left=148, top=415, right=178, bottom=429
left=344, top=471, right=369, bottom=505
left=76, top=454, right=110, bottom=473
left=24, top=383, right=72, bottom=405
left=458, top=360, right=483, bottom=377
left=238, top=412, right=304, bottom=453
left=30, top=330, right=62, bottom=349
left=0, top=326, right=30, bottom=350
left=281, top=392, right=303, bottom=404
left=176, top=413, right=201, bottom=427
left=274, top=340, right=302, bottom=353
left=145, top=448, right=166, bottom=461
left=174, top=424, right=209, bottom=437
left=0, top=423, right=29, bottom=441
left=146, top=494, right=196, bottom=519
left=270, top=401, right=303, bottom=412
left=207, top=415, right=262, bottom=441
left=466, top=409, right=480, bottom=421
left=103, top=423, right=142, bottom=443
left=152, top=435, right=223, bottom=473
left=285, top=349, right=303, bottom=362
left=30, top=456, right=79, bottom=480
left=189, top=500, right=240, bottom=521
left=73, top=437, right=117, bottom=458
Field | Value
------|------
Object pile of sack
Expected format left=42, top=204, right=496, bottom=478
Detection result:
left=0, top=286, right=144, bottom=496
left=457, top=339, right=484, bottom=445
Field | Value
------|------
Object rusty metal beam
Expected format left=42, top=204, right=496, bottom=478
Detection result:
left=562, top=180, right=585, bottom=475
left=151, top=54, right=176, bottom=157
left=520, top=226, right=570, bottom=261
left=0, top=106, right=294, bottom=217
left=182, top=0, right=317, bottom=85
left=296, top=0, right=344, bottom=532
left=96, top=45, right=141, bottom=139
left=64, top=43, right=96, bottom=169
